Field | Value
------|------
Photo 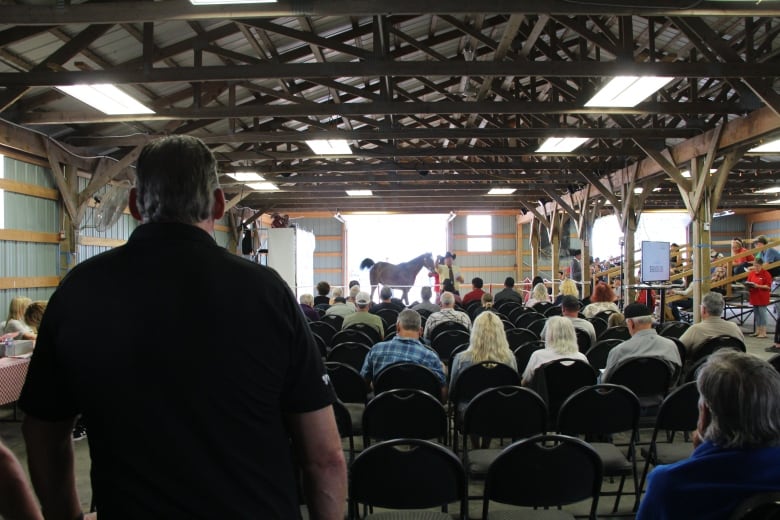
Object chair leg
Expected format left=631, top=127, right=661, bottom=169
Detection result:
left=612, top=475, right=626, bottom=513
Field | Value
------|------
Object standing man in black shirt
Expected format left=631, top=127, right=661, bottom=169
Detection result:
left=19, top=136, right=346, bottom=519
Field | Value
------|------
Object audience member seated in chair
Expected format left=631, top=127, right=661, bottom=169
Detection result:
left=602, top=303, right=681, bottom=383
left=583, top=282, right=620, bottom=319
left=637, top=350, right=780, bottom=519
left=298, top=293, right=320, bottom=322
left=370, top=286, right=404, bottom=314
left=360, top=309, right=447, bottom=401
left=422, top=291, right=471, bottom=343
left=462, top=277, right=487, bottom=307
left=678, top=292, right=744, bottom=359
left=543, top=295, right=597, bottom=348
left=341, top=291, right=384, bottom=339
left=411, top=286, right=440, bottom=314
left=522, top=316, right=589, bottom=385
left=494, top=276, right=524, bottom=305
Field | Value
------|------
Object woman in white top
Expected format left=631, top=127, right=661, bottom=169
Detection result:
left=2, top=297, right=34, bottom=339
left=525, top=282, right=550, bottom=308
left=521, top=316, right=589, bottom=385
left=582, top=282, right=620, bottom=319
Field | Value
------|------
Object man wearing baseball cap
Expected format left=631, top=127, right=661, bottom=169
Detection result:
left=341, top=291, right=384, bottom=340
left=602, top=302, right=681, bottom=381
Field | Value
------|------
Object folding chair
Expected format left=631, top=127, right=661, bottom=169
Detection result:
left=373, top=362, right=443, bottom=399
left=362, top=388, right=448, bottom=447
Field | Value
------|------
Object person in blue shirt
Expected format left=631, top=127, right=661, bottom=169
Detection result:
left=754, top=235, right=780, bottom=276
left=637, top=350, right=780, bottom=519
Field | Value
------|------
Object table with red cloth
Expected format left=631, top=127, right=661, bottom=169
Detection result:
left=0, top=356, right=30, bottom=407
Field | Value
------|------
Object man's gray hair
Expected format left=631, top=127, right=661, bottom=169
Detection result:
left=440, top=291, right=455, bottom=307
left=702, top=291, right=725, bottom=317
left=697, top=350, right=780, bottom=449
left=299, top=293, right=314, bottom=306
left=380, top=286, right=393, bottom=300
left=135, top=135, right=219, bottom=224
left=397, top=309, right=422, bottom=331
left=629, top=315, right=654, bottom=327
left=420, top=286, right=432, bottom=301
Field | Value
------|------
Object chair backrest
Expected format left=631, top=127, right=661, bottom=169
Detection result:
left=332, top=399, right=353, bottom=438
left=462, top=386, right=547, bottom=440
left=657, top=320, right=691, bottom=339
left=575, top=327, right=592, bottom=353
left=728, top=491, right=780, bottom=520
left=592, top=309, right=617, bottom=323
left=508, top=305, right=531, bottom=326
left=483, top=434, right=602, bottom=519
left=429, top=319, right=469, bottom=339
left=604, top=356, right=673, bottom=408
left=375, top=308, right=400, bottom=327
left=598, top=325, right=630, bottom=341
left=527, top=318, right=547, bottom=338
left=532, top=301, right=553, bottom=314
left=544, top=305, right=563, bottom=317
left=309, top=320, right=337, bottom=347
left=326, top=342, right=371, bottom=372
left=310, top=332, right=327, bottom=357
left=350, top=438, right=466, bottom=515
left=653, top=381, right=700, bottom=433
left=516, top=311, right=546, bottom=330
left=690, top=335, right=747, bottom=364
left=584, top=339, right=622, bottom=370
left=589, top=316, right=609, bottom=339
left=532, top=358, right=598, bottom=418
left=343, top=322, right=382, bottom=346
left=331, top=328, right=374, bottom=349
left=362, top=389, right=448, bottom=446
left=325, top=361, right=368, bottom=403
left=558, top=384, right=640, bottom=436
left=513, top=341, right=545, bottom=374
left=497, top=300, right=524, bottom=314
left=448, top=343, right=470, bottom=369
left=373, top=362, right=442, bottom=398
left=505, top=327, right=539, bottom=350
left=449, top=361, right=520, bottom=405
left=431, top=329, right=471, bottom=361
left=465, top=300, right=483, bottom=319
left=319, top=313, right=343, bottom=330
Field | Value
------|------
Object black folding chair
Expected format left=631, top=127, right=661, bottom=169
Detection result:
left=325, top=362, right=369, bottom=435
left=585, top=338, right=622, bottom=370
left=729, top=491, right=780, bottom=520
left=362, top=388, right=448, bottom=447
left=513, top=340, right=545, bottom=375
left=431, top=329, right=471, bottom=362
left=505, top=327, right=539, bottom=350
left=343, top=321, right=382, bottom=345
left=309, top=320, right=337, bottom=348
left=331, top=328, right=375, bottom=350
left=373, top=362, right=443, bottom=400
left=528, top=358, right=598, bottom=421
left=599, top=325, right=630, bottom=341
left=657, top=320, right=691, bottom=339
left=605, top=356, right=674, bottom=417
left=327, top=342, right=371, bottom=372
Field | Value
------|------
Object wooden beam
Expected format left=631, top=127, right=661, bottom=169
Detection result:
left=0, top=276, right=60, bottom=290
left=0, top=178, right=58, bottom=200
left=0, top=229, right=60, bottom=243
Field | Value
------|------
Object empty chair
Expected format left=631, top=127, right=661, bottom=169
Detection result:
left=319, top=313, right=343, bottom=330
left=599, top=325, right=631, bottom=341
left=516, top=311, right=545, bottom=330
left=374, top=308, right=400, bottom=327
left=528, top=358, right=598, bottom=420
left=513, top=340, right=545, bottom=375
left=373, top=362, right=443, bottom=399
left=604, top=356, right=673, bottom=413
left=309, top=320, right=338, bottom=348
left=590, top=316, right=609, bottom=339
left=326, top=362, right=369, bottom=435
left=362, top=389, right=448, bottom=447
left=684, top=335, right=747, bottom=383
left=575, top=327, right=593, bottom=353
left=532, top=301, right=553, bottom=314
left=461, top=386, right=547, bottom=478
left=544, top=305, right=563, bottom=317
left=558, top=384, right=641, bottom=513
left=637, top=382, right=700, bottom=509
left=585, top=338, right=623, bottom=371
left=657, top=320, right=691, bottom=339
left=483, top=434, right=603, bottom=520
left=526, top=318, right=547, bottom=338
left=507, top=305, right=531, bottom=326
left=505, top=327, right=539, bottom=350
left=465, top=300, right=483, bottom=319
left=332, top=399, right=355, bottom=465
left=343, top=321, right=382, bottom=346
left=326, top=342, right=371, bottom=372
left=497, top=300, right=524, bottom=315
left=349, top=438, right=466, bottom=520
left=431, top=329, right=471, bottom=362
left=311, top=332, right=328, bottom=357
left=331, top=328, right=375, bottom=350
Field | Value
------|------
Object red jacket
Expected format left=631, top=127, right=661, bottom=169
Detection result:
left=747, top=268, right=773, bottom=306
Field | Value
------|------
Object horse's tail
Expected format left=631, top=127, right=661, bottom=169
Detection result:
left=360, top=258, right=375, bottom=270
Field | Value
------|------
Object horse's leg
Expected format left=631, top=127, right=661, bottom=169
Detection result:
left=369, top=269, right=377, bottom=302
left=401, top=287, right=409, bottom=306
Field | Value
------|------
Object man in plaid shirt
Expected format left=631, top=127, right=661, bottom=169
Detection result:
left=423, top=291, right=472, bottom=342
left=360, top=309, right=447, bottom=400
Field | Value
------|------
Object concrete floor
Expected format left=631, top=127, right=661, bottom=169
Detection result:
left=1, top=314, right=776, bottom=519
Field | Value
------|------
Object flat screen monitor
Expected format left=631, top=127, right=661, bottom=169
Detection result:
left=641, top=241, right=671, bottom=284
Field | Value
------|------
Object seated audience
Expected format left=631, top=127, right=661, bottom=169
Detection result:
left=347, top=284, right=361, bottom=305
left=438, top=279, right=462, bottom=305
left=411, top=286, right=440, bottom=314
left=544, top=295, right=596, bottom=347
left=423, top=291, right=471, bottom=342
left=360, top=309, right=446, bottom=400
left=637, top=350, right=780, bottom=519
left=678, top=292, right=744, bottom=357
left=754, top=235, right=780, bottom=276
left=731, top=237, right=753, bottom=275
left=2, top=297, right=34, bottom=340
left=341, top=291, right=384, bottom=339
left=525, top=282, right=551, bottom=308
left=371, top=286, right=405, bottom=314
left=582, top=282, right=620, bottom=319
left=494, top=277, right=523, bottom=305
left=449, top=311, right=517, bottom=394
left=298, top=294, right=320, bottom=321
left=313, top=281, right=331, bottom=306
left=553, top=278, right=579, bottom=305
left=462, top=277, right=486, bottom=306
left=523, top=276, right=545, bottom=304
left=329, top=287, right=344, bottom=305
left=602, top=303, right=681, bottom=381
left=607, top=312, right=626, bottom=328
left=473, top=292, right=495, bottom=318
left=20, top=301, right=46, bottom=341
left=522, top=316, right=589, bottom=385
left=324, top=296, right=356, bottom=318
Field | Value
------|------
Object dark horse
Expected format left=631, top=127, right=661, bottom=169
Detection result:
left=360, top=253, right=435, bottom=305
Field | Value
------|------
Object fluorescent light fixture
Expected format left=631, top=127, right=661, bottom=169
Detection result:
left=246, top=182, right=278, bottom=191
left=767, top=198, right=780, bottom=205
left=346, top=190, right=373, bottom=197
left=191, top=0, right=276, bottom=4
left=447, top=210, right=457, bottom=222
left=536, top=137, right=589, bottom=153
left=228, top=172, right=265, bottom=182
left=713, top=210, right=735, bottom=217
left=333, top=211, right=346, bottom=223
left=488, top=188, right=517, bottom=195
left=680, top=168, right=717, bottom=178
left=749, top=139, right=780, bottom=153
left=306, top=139, right=352, bottom=155
left=634, top=187, right=644, bottom=194
left=755, top=186, right=780, bottom=194
left=585, top=76, right=674, bottom=107
left=57, top=84, right=154, bottom=115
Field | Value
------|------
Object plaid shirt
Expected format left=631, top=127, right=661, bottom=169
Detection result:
left=423, top=309, right=471, bottom=340
left=360, top=336, right=446, bottom=384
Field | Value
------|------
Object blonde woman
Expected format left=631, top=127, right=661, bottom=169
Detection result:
left=2, top=297, right=34, bottom=339
left=522, top=316, right=589, bottom=385
left=525, top=282, right=550, bottom=308
left=554, top=279, right=579, bottom=305
left=449, top=311, right=517, bottom=394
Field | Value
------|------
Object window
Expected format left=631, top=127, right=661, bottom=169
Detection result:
left=466, top=215, right=492, bottom=252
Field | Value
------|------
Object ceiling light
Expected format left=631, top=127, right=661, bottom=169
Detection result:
left=191, top=0, right=276, bottom=4
left=246, top=182, right=278, bottom=191
left=755, top=186, right=780, bottom=194
left=228, top=172, right=264, bottom=182
left=767, top=198, right=780, bottom=205
left=634, top=187, right=644, bottom=194
left=57, top=84, right=154, bottom=115
left=306, top=139, right=352, bottom=155
left=749, top=139, right=780, bottom=153
left=488, top=188, right=517, bottom=195
left=536, top=137, right=589, bottom=153
left=680, top=170, right=691, bottom=178
left=333, top=211, right=346, bottom=223
left=346, top=190, right=372, bottom=197
left=447, top=210, right=457, bottom=222
left=585, top=76, right=674, bottom=107
left=714, top=210, right=735, bottom=217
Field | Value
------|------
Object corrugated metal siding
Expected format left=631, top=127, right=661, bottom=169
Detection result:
left=2, top=156, right=54, bottom=188
left=711, top=215, right=748, bottom=253
left=4, top=192, right=59, bottom=232
left=296, top=218, right=344, bottom=288
left=753, top=219, right=779, bottom=239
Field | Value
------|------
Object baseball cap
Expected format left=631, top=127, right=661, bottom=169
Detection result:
left=623, top=303, right=652, bottom=319
left=355, top=292, right=371, bottom=306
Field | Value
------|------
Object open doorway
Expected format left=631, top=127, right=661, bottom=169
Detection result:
left=344, top=214, right=449, bottom=303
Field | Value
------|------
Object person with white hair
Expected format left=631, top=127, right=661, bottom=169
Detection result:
left=298, top=293, right=320, bottom=321
left=521, top=316, right=589, bottom=385
left=637, top=350, right=780, bottom=519
left=422, top=291, right=471, bottom=341
left=678, top=292, right=744, bottom=357
left=450, top=311, right=517, bottom=393
left=525, top=282, right=551, bottom=308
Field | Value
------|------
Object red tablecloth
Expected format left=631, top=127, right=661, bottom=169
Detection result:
left=0, top=357, right=30, bottom=406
